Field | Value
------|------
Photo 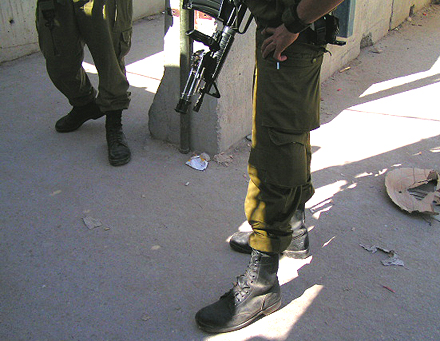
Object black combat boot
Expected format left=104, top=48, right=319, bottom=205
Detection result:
left=230, top=206, right=310, bottom=259
left=105, top=110, right=131, bottom=166
left=55, top=101, right=104, bottom=132
left=195, top=249, right=281, bottom=333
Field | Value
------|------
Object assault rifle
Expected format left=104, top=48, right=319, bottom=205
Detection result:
left=175, top=0, right=252, bottom=114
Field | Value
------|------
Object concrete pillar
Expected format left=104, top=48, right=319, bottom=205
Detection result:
left=148, top=0, right=254, bottom=156
left=147, top=0, right=182, bottom=147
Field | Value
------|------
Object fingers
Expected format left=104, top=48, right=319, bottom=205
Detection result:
left=261, top=25, right=278, bottom=52
left=261, top=34, right=286, bottom=61
left=261, top=25, right=297, bottom=61
left=262, top=45, right=286, bottom=61
left=262, top=40, right=284, bottom=61
left=262, top=27, right=276, bottom=35
left=261, top=40, right=277, bottom=59
left=261, top=38, right=273, bottom=57
left=273, top=50, right=287, bottom=62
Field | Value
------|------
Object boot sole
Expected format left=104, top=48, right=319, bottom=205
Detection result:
left=55, top=120, right=89, bottom=133
left=283, top=248, right=310, bottom=259
left=55, top=114, right=104, bottom=133
left=196, top=298, right=282, bottom=334
left=109, top=154, right=131, bottom=167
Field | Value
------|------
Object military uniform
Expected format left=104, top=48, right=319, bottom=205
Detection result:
left=243, top=0, right=326, bottom=253
left=36, top=0, right=133, bottom=113
left=196, top=0, right=342, bottom=333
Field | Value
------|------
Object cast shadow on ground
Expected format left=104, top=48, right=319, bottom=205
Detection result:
left=215, top=132, right=440, bottom=340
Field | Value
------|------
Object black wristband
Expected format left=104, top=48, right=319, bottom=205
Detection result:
left=282, top=2, right=312, bottom=34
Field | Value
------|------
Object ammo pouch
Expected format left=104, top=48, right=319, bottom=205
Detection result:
left=307, top=14, right=346, bottom=46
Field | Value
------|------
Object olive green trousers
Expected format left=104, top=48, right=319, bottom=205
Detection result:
left=246, top=31, right=325, bottom=253
left=36, top=0, right=133, bottom=112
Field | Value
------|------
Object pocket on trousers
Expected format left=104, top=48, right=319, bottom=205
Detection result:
left=256, top=45, right=324, bottom=133
left=118, top=28, right=132, bottom=59
left=250, top=129, right=308, bottom=187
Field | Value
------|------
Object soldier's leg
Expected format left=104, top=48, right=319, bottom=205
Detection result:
left=230, top=131, right=313, bottom=256
left=74, top=0, right=132, bottom=112
left=246, top=162, right=307, bottom=254
left=230, top=31, right=323, bottom=256
left=72, top=0, right=132, bottom=165
left=196, top=32, right=325, bottom=332
left=246, top=36, right=321, bottom=252
left=36, top=0, right=102, bottom=132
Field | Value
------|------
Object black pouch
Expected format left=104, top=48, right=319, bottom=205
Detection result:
left=308, top=14, right=346, bottom=46
left=38, top=0, right=56, bottom=23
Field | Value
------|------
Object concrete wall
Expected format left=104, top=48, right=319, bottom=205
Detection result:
left=0, top=0, right=164, bottom=63
left=321, top=0, right=432, bottom=81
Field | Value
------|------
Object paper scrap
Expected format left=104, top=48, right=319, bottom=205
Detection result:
left=186, top=155, right=208, bottom=171
left=199, top=152, right=211, bottom=162
left=141, top=314, right=151, bottom=321
left=360, top=244, right=405, bottom=267
left=83, top=216, right=103, bottom=230
left=50, top=190, right=62, bottom=197
left=381, top=253, right=404, bottom=266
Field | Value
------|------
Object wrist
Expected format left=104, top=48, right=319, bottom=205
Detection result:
left=282, top=2, right=312, bottom=34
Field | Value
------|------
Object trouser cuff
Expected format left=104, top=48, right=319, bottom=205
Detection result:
left=249, top=230, right=291, bottom=254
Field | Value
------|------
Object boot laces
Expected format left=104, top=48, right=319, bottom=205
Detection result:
left=221, top=254, right=260, bottom=303
left=106, top=126, right=127, bottom=146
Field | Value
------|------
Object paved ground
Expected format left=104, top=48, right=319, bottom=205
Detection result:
left=1, top=4, right=440, bottom=341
